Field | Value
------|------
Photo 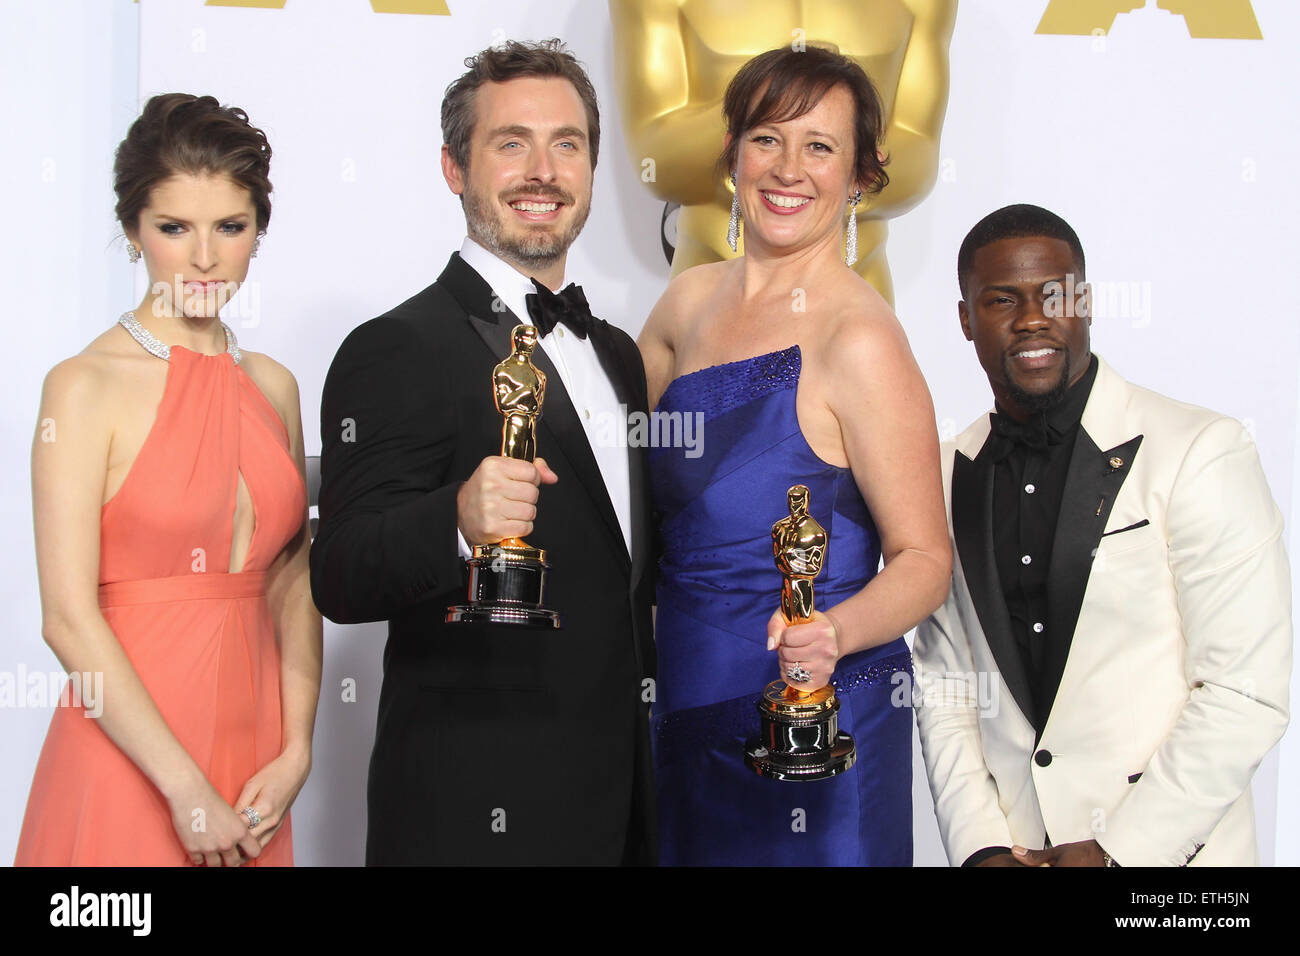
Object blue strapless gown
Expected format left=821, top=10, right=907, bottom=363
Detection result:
left=650, top=346, right=913, bottom=866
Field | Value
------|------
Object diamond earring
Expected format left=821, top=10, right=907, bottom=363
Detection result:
left=844, top=189, right=862, bottom=267
left=251, top=235, right=261, bottom=259
left=127, top=242, right=141, bottom=264
left=726, top=172, right=741, bottom=253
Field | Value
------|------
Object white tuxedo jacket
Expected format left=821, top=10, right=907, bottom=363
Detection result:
left=914, top=356, right=1291, bottom=866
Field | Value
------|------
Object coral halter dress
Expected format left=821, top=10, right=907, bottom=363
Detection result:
left=15, top=314, right=306, bottom=865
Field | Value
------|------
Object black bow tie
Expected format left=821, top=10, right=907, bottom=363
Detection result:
left=524, top=278, right=592, bottom=339
left=988, top=410, right=1065, bottom=460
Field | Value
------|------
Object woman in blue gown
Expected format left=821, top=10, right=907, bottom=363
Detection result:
left=638, top=46, right=952, bottom=866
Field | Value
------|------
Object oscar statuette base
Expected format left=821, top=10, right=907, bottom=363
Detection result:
left=445, top=541, right=561, bottom=628
left=744, top=680, right=857, bottom=782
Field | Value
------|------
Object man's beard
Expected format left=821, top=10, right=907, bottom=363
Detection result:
left=463, top=183, right=590, bottom=269
left=1003, top=347, right=1071, bottom=415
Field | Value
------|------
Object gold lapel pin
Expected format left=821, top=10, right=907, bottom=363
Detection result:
left=1108, top=456, right=1124, bottom=470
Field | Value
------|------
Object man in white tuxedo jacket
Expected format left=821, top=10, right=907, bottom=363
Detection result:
left=914, top=204, right=1291, bottom=867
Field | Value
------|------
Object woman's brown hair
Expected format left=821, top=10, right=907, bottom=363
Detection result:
left=720, top=45, right=889, bottom=195
left=114, top=93, right=273, bottom=234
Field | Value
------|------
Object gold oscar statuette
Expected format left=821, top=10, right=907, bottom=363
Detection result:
left=446, top=324, right=562, bottom=628
left=744, top=485, right=856, bottom=780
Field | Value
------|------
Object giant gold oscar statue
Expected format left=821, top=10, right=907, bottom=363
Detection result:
left=446, top=324, right=562, bottom=628
left=745, top=485, right=856, bottom=780
left=610, top=0, right=957, bottom=305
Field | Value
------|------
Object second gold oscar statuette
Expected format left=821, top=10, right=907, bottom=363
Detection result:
left=744, top=484, right=856, bottom=780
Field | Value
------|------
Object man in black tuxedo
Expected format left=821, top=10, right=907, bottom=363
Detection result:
left=309, top=39, right=656, bottom=865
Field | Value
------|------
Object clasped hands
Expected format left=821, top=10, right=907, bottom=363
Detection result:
left=979, top=839, right=1109, bottom=867
left=171, top=747, right=311, bottom=867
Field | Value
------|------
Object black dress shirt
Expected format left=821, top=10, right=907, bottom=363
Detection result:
left=990, top=354, right=1099, bottom=730
left=960, top=355, right=1099, bottom=868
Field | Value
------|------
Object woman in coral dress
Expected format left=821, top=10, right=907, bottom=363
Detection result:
left=15, top=94, right=321, bottom=866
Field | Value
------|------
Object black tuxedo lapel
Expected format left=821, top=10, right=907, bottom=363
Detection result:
left=438, top=254, right=630, bottom=572
left=439, top=252, right=515, bottom=358
left=1038, top=430, right=1144, bottom=727
left=952, top=439, right=1035, bottom=726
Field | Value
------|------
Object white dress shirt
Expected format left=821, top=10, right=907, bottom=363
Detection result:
left=455, top=236, right=632, bottom=558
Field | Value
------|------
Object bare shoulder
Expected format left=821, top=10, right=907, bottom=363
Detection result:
left=672, top=258, right=733, bottom=298
left=40, top=353, right=109, bottom=414
left=240, top=351, right=297, bottom=403
left=239, top=349, right=301, bottom=422
left=42, top=325, right=146, bottom=411
left=820, top=273, right=914, bottom=375
left=644, top=259, right=734, bottom=341
left=36, top=331, right=163, bottom=461
left=674, top=258, right=734, bottom=308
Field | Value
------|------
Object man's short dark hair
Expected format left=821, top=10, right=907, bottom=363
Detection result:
left=957, top=204, right=1086, bottom=297
left=441, top=38, right=601, bottom=173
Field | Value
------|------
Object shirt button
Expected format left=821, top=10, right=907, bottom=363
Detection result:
left=1021, top=554, right=1032, bottom=565
left=1033, top=622, right=1044, bottom=633
left=557, top=327, right=565, bottom=338
left=583, top=408, right=591, bottom=420
left=1025, top=483, right=1036, bottom=494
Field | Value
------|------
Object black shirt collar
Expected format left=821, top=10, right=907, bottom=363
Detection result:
left=989, top=353, right=1098, bottom=455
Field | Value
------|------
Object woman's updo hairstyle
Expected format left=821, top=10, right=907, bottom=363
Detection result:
left=114, top=93, right=273, bottom=235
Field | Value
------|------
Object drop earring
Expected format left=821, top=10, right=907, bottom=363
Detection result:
left=127, top=242, right=141, bottom=264
left=726, top=172, right=741, bottom=253
left=844, top=189, right=862, bottom=266
left=251, top=235, right=261, bottom=258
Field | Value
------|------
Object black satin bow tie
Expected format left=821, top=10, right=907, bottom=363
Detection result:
left=524, top=278, right=592, bottom=339
left=988, top=410, right=1064, bottom=459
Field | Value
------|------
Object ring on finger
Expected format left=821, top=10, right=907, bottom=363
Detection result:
left=786, top=662, right=812, bottom=684
left=241, top=806, right=261, bottom=828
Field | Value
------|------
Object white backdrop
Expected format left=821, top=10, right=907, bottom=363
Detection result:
left=5, top=0, right=1298, bottom=866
